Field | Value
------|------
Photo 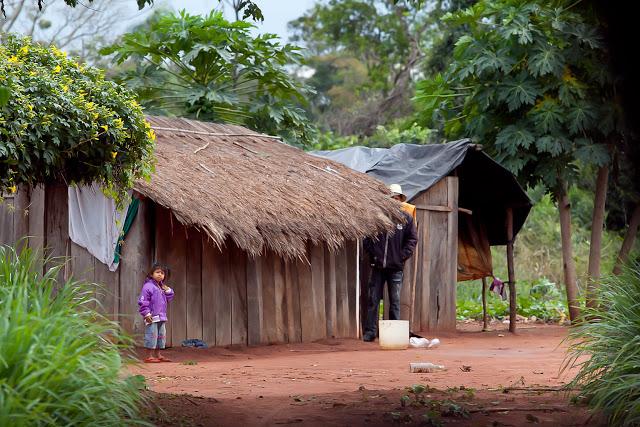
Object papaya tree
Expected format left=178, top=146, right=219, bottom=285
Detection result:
left=102, top=10, right=315, bottom=146
left=414, top=0, right=624, bottom=320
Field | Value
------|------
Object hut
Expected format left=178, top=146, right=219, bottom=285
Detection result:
left=0, top=116, right=402, bottom=347
left=313, top=140, right=532, bottom=332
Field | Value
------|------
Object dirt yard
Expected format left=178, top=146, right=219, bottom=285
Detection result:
left=131, top=323, right=602, bottom=426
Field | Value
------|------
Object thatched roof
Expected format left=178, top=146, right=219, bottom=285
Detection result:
left=134, top=116, right=401, bottom=259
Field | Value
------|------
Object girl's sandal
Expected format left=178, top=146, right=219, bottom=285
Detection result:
left=143, top=357, right=161, bottom=363
left=157, top=356, right=172, bottom=362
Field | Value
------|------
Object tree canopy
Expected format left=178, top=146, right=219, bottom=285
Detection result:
left=414, top=0, right=621, bottom=191
left=0, top=35, right=154, bottom=203
left=103, top=10, right=316, bottom=146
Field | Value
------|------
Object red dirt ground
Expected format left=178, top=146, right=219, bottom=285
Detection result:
left=130, top=323, right=602, bottom=426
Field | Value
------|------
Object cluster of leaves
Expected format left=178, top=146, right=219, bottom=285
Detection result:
left=0, top=35, right=154, bottom=205
left=456, top=277, right=568, bottom=322
left=103, top=10, right=316, bottom=146
left=309, top=122, right=432, bottom=151
left=414, top=0, right=620, bottom=190
left=565, top=262, right=640, bottom=425
left=0, top=246, right=146, bottom=425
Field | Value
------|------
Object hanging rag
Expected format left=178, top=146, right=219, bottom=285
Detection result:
left=490, top=276, right=506, bottom=300
left=113, top=197, right=140, bottom=264
left=68, top=184, right=130, bottom=271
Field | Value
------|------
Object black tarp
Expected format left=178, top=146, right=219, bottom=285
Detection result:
left=313, top=139, right=532, bottom=245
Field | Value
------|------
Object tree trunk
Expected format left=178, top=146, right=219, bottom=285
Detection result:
left=557, top=182, right=580, bottom=322
left=586, top=165, right=609, bottom=308
left=613, top=203, right=640, bottom=275
left=506, top=207, right=517, bottom=333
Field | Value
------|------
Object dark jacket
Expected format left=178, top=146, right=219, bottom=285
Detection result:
left=364, top=212, right=418, bottom=271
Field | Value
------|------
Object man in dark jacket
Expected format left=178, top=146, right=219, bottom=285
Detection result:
left=363, top=184, right=418, bottom=342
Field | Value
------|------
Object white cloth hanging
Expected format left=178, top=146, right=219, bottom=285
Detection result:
left=68, top=184, right=129, bottom=271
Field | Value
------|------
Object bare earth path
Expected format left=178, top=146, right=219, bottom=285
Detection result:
left=130, top=323, right=601, bottom=426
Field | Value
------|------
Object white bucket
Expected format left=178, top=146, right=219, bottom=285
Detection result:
left=378, top=320, right=409, bottom=350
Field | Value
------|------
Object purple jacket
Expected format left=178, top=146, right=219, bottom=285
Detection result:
left=138, top=277, right=174, bottom=321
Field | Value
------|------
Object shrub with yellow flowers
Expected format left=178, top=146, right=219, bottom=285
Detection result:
left=0, top=34, right=154, bottom=206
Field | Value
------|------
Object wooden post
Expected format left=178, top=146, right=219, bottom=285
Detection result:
left=506, top=207, right=516, bottom=333
left=481, top=276, right=488, bottom=331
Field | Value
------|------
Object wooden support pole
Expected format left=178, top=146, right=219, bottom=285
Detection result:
left=481, top=276, right=488, bottom=331
left=506, top=207, right=516, bottom=333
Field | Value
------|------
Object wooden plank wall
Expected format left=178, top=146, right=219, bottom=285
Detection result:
left=0, top=195, right=15, bottom=247
left=1, top=192, right=362, bottom=347
left=404, top=177, right=458, bottom=332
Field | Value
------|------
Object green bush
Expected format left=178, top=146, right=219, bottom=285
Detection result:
left=457, top=278, right=567, bottom=322
left=564, top=263, right=640, bottom=426
left=0, top=246, right=146, bottom=426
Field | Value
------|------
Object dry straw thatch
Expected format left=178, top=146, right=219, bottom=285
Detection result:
left=135, top=116, right=401, bottom=259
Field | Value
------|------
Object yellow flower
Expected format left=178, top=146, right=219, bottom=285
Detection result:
left=101, top=124, right=108, bottom=132
left=19, top=46, right=29, bottom=55
left=146, top=128, right=156, bottom=141
left=8, top=56, right=19, bottom=63
left=111, top=151, right=118, bottom=159
left=53, top=65, right=62, bottom=73
left=113, top=118, right=124, bottom=129
left=27, top=104, right=33, bottom=112
left=9, top=185, right=17, bottom=194
left=85, top=102, right=95, bottom=111
left=62, top=85, right=69, bottom=92
left=29, top=71, right=37, bottom=76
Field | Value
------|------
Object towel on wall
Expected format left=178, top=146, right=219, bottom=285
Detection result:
left=68, top=184, right=130, bottom=271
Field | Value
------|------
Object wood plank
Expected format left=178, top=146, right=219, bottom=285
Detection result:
left=358, top=242, right=371, bottom=338
left=261, top=251, right=277, bottom=344
left=118, top=198, right=152, bottom=338
left=297, top=246, right=315, bottom=342
left=273, top=254, right=287, bottom=343
left=246, top=254, right=263, bottom=345
left=168, top=216, right=188, bottom=346
left=426, top=179, right=449, bottom=331
left=444, top=177, right=459, bottom=331
left=215, top=247, right=232, bottom=346
left=201, top=238, right=221, bottom=346
left=27, top=185, right=45, bottom=262
left=335, top=244, right=349, bottom=337
left=0, top=195, right=15, bottom=247
left=284, top=258, right=302, bottom=343
left=418, top=201, right=431, bottom=332
left=69, top=241, right=96, bottom=310
left=301, top=243, right=326, bottom=341
left=345, top=240, right=358, bottom=338
left=230, top=243, right=248, bottom=346
left=94, top=260, right=119, bottom=321
left=324, top=245, right=337, bottom=338
left=13, top=184, right=30, bottom=248
left=44, top=183, right=69, bottom=285
left=186, top=227, right=203, bottom=340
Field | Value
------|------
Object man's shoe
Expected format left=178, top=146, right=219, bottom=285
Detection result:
left=363, top=333, right=376, bottom=342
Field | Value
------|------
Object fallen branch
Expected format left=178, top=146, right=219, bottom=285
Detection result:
left=233, top=141, right=259, bottom=154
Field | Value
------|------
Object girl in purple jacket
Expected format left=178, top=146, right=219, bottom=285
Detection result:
left=138, top=263, right=174, bottom=363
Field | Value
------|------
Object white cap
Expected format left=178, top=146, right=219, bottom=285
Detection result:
left=388, top=183, right=407, bottom=202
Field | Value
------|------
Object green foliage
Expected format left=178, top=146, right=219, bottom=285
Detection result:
left=0, top=245, right=146, bottom=426
left=103, top=10, right=315, bottom=146
left=309, top=123, right=432, bottom=151
left=0, top=35, right=154, bottom=205
left=414, top=0, right=621, bottom=191
left=290, top=0, right=448, bottom=135
left=456, top=278, right=567, bottom=322
left=564, top=263, right=640, bottom=426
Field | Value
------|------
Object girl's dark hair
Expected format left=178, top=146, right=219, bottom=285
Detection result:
left=147, top=262, right=168, bottom=278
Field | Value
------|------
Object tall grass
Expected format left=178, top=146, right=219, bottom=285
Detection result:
left=0, top=246, right=146, bottom=426
left=564, top=263, right=640, bottom=426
